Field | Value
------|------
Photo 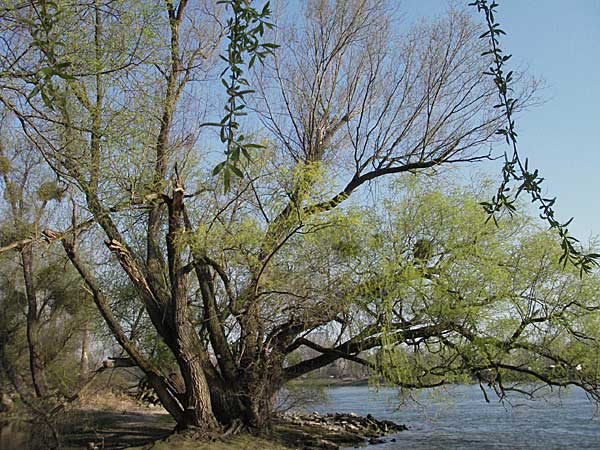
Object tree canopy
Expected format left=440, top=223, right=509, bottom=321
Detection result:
left=0, top=0, right=598, bottom=436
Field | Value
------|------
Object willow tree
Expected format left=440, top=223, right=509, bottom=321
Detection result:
left=327, top=177, right=600, bottom=396
left=3, top=0, right=596, bottom=434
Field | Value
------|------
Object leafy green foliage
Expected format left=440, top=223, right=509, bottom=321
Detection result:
left=0, top=248, right=93, bottom=385
left=36, top=181, right=64, bottom=202
left=357, top=177, right=600, bottom=391
left=2, top=180, right=17, bottom=205
left=22, top=1, right=74, bottom=109
left=0, top=220, right=35, bottom=246
left=2, top=0, right=599, bottom=426
left=211, top=0, right=278, bottom=191
left=0, top=156, right=10, bottom=175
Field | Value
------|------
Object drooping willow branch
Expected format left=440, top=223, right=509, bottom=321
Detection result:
left=470, top=0, right=599, bottom=274
left=208, top=0, right=278, bottom=192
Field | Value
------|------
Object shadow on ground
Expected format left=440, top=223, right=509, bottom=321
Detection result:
left=59, top=409, right=174, bottom=449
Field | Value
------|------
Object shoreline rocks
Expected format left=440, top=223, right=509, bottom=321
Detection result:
left=276, top=411, right=407, bottom=449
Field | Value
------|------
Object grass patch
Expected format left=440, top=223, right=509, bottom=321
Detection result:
left=137, top=432, right=292, bottom=450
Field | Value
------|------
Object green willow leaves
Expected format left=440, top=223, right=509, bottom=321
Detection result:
left=210, top=0, right=278, bottom=191
left=470, top=0, right=599, bottom=274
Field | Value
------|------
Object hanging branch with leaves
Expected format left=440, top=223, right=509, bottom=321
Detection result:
left=23, top=1, right=75, bottom=109
left=470, top=0, right=599, bottom=274
left=210, top=0, right=278, bottom=192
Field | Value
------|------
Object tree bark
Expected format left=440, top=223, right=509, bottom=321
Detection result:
left=60, top=236, right=189, bottom=425
left=79, top=322, right=90, bottom=381
left=175, top=335, right=216, bottom=429
left=21, top=244, right=48, bottom=398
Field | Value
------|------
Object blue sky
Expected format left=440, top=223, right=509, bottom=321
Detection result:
left=405, top=0, right=600, bottom=242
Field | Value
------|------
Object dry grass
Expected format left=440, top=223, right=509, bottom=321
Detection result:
left=78, top=390, right=167, bottom=415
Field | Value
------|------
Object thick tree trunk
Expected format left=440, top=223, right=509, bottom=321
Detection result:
left=165, top=184, right=218, bottom=431
left=240, top=388, right=278, bottom=431
left=209, top=380, right=280, bottom=432
left=208, top=351, right=284, bottom=432
left=209, top=383, right=244, bottom=426
left=174, top=333, right=216, bottom=430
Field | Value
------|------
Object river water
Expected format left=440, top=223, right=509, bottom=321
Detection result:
left=308, top=384, right=600, bottom=449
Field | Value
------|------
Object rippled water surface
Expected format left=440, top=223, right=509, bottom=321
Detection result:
left=308, top=384, right=600, bottom=449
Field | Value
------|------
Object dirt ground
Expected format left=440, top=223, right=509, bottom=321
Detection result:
left=4, top=393, right=370, bottom=449
left=46, top=394, right=292, bottom=449
left=59, top=409, right=174, bottom=449
left=42, top=392, right=173, bottom=449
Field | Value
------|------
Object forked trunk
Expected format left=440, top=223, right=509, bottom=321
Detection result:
left=210, top=386, right=276, bottom=432
left=209, top=366, right=283, bottom=432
